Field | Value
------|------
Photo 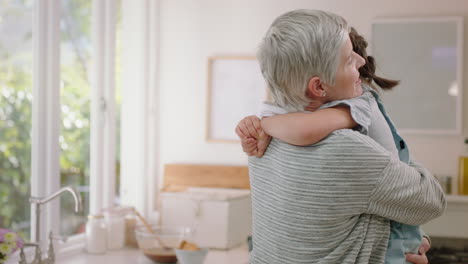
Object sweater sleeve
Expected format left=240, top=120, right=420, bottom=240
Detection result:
left=366, top=159, right=446, bottom=225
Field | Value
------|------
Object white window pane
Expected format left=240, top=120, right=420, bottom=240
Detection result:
left=0, top=0, right=33, bottom=240
left=59, top=0, right=91, bottom=237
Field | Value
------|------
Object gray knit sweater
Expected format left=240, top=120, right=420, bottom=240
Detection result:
left=248, top=129, right=446, bottom=264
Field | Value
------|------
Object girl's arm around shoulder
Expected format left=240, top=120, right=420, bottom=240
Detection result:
left=261, top=106, right=357, bottom=146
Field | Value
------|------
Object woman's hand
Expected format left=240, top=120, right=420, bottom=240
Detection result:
left=405, top=237, right=430, bottom=264
left=235, top=115, right=271, bottom=157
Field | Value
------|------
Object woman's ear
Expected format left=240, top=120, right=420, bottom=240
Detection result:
left=306, top=77, right=326, bottom=99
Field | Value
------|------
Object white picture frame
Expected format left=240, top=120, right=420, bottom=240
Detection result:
left=206, top=56, right=268, bottom=142
left=371, top=17, right=463, bottom=135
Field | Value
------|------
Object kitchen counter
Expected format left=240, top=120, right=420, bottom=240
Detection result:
left=57, top=243, right=249, bottom=264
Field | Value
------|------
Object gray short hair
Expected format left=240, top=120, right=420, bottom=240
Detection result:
left=258, top=9, right=349, bottom=112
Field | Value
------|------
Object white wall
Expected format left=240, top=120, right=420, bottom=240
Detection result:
left=158, top=0, right=468, bottom=186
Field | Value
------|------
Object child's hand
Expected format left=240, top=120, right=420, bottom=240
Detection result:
left=254, top=133, right=272, bottom=157
left=405, top=237, right=430, bottom=264
left=241, top=137, right=258, bottom=155
left=240, top=136, right=271, bottom=157
left=235, top=116, right=271, bottom=157
left=236, top=115, right=262, bottom=139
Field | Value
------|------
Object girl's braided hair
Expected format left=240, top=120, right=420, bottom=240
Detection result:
left=349, top=27, right=400, bottom=90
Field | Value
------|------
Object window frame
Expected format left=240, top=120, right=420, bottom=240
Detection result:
left=30, top=0, right=118, bottom=256
left=119, top=0, right=160, bottom=220
left=8, top=0, right=160, bottom=261
left=31, top=0, right=62, bottom=248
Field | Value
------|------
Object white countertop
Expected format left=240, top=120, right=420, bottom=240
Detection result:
left=56, top=244, right=249, bottom=264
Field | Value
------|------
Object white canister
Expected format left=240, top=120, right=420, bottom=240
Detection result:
left=86, top=214, right=107, bottom=254
left=104, top=209, right=125, bottom=250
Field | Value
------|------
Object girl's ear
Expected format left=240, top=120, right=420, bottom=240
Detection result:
left=306, top=77, right=326, bottom=99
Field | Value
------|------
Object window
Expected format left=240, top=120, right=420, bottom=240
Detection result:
left=0, top=0, right=33, bottom=240
left=0, top=0, right=120, bottom=252
left=59, top=0, right=92, bottom=237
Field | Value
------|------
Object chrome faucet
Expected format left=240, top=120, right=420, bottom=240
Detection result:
left=20, top=186, right=82, bottom=264
left=31, top=186, right=82, bottom=210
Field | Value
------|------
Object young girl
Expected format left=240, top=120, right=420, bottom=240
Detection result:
left=236, top=27, right=431, bottom=264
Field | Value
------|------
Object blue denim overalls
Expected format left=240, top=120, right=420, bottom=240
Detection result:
left=368, top=88, right=422, bottom=264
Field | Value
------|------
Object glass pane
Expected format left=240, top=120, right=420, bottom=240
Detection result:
left=59, top=0, right=92, bottom=236
left=0, top=0, right=33, bottom=240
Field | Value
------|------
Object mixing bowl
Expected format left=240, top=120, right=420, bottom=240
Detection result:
left=135, top=225, right=193, bottom=263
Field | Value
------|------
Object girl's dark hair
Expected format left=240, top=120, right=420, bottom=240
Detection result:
left=349, top=27, right=400, bottom=90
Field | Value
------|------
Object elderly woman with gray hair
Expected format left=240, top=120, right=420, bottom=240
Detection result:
left=240, top=9, right=445, bottom=264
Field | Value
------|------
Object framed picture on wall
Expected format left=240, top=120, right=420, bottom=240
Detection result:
left=371, top=17, right=463, bottom=135
left=206, top=56, right=268, bottom=143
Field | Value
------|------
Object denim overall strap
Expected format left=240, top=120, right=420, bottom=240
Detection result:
left=367, top=88, right=410, bottom=164
left=365, top=87, right=422, bottom=264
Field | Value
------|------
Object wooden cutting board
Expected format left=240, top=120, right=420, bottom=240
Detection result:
left=162, top=163, right=250, bottom=191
